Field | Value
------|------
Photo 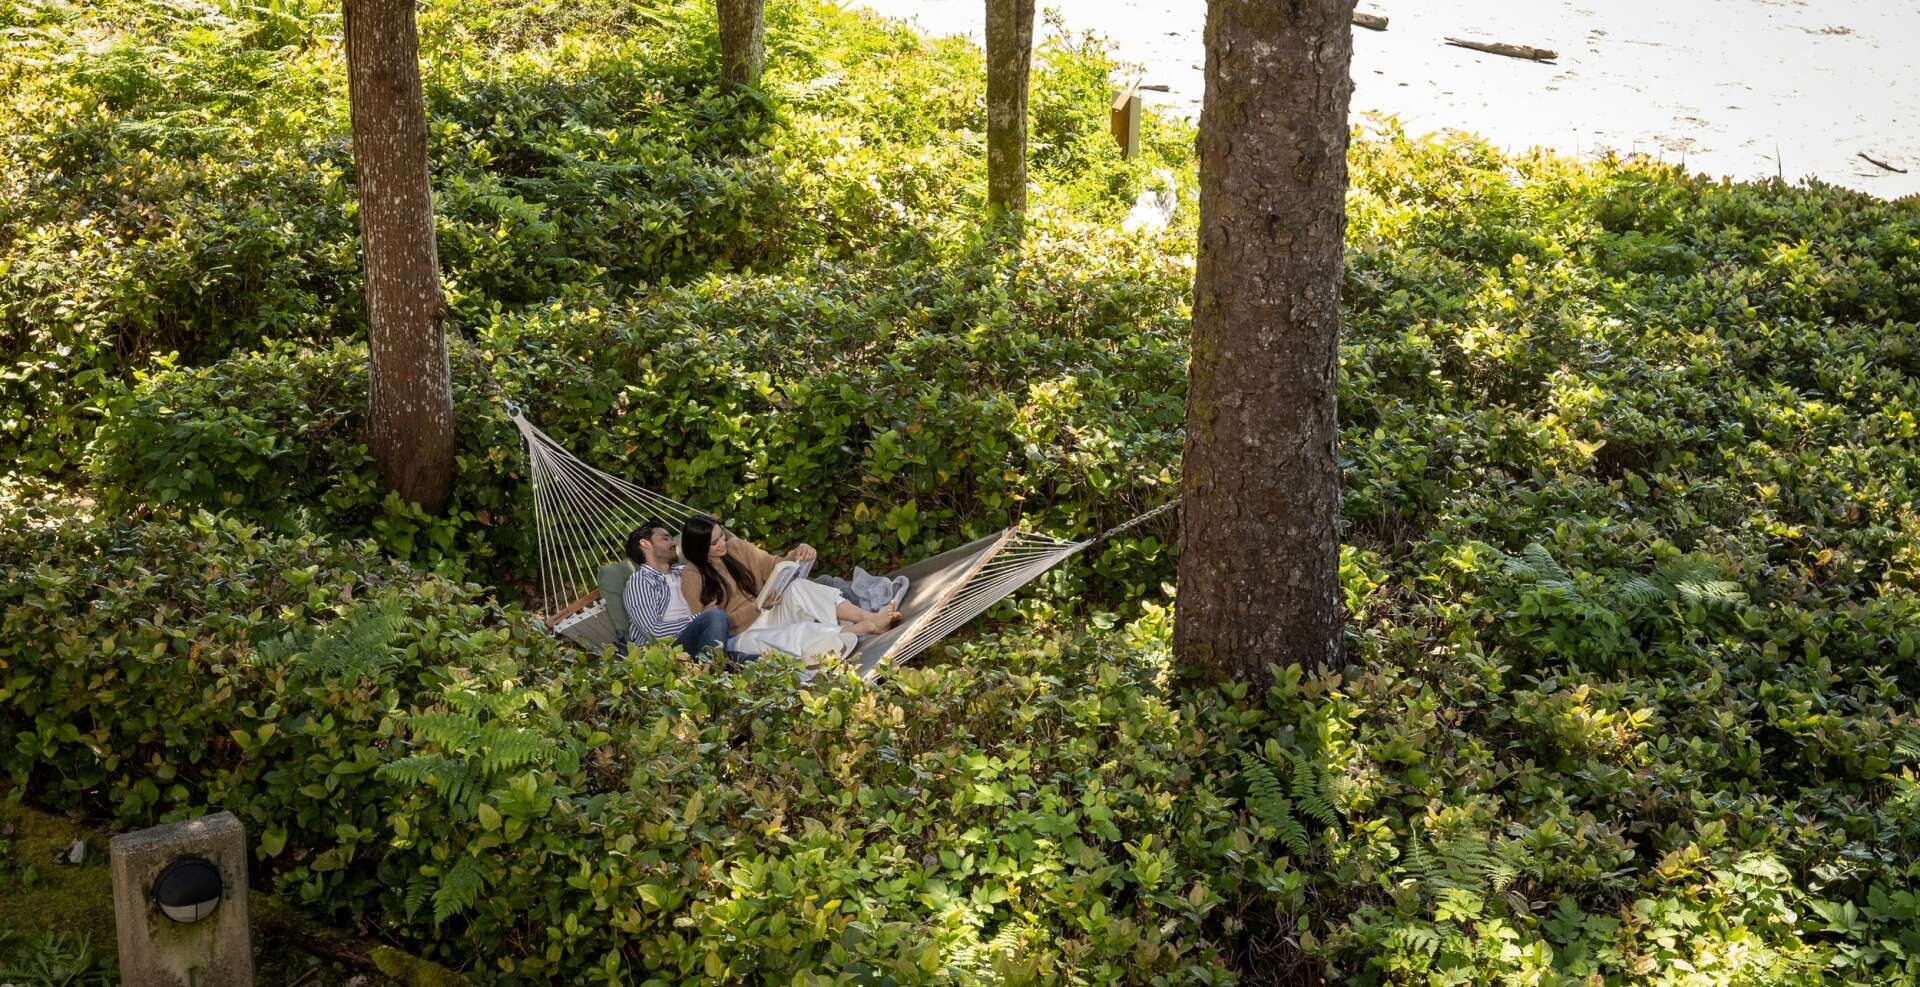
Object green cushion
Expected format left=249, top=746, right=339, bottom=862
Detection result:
left=597, top=560, right=637, bottom=637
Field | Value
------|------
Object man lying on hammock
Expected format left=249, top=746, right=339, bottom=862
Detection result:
left=621, top=520, right=735, bottom=658
left=678, top=515, right=903, bottom=662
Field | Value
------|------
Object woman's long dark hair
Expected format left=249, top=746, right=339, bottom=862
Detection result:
left=680, top=515, right=759, bottom=609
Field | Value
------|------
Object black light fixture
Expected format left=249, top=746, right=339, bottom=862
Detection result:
left=153, top=856, right=223, bottom=923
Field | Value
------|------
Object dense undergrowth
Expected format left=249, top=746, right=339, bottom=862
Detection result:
left=4, top=0, right=1920, bottom=984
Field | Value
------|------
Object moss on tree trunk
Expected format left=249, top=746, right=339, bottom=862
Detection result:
left=985, top=0, right=1036, bottom=217
left=718, top=0, right=766, bottom=90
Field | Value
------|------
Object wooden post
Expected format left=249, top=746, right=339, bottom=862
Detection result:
left=1111, top=84, right=1142, bottom=159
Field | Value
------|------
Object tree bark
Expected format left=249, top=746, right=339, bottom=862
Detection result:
left=984, top=0, right=1036, bottom=217
left=1175, top=0, right=1355, bottom=683
left=344, top=0, right=456, bottom=512
left=718, top=0, right=766, bottom=90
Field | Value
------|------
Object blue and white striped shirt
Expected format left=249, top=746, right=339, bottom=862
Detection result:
left=623, top=564, right=693, bottom=644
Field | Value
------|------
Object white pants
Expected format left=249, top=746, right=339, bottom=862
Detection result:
left=730, top=578, right=857, bottom=661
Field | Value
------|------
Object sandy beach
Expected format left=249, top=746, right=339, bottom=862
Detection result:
left=851, top=0, right=1920, bottom=200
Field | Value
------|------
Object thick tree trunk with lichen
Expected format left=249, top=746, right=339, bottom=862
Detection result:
left=344, top=0, right=455, bottom=512
left=1175, top=0, right=1355, bottom=683
left=718, top=0, right=766, bottom=90
left=985, top=0, right=1035, bottom=216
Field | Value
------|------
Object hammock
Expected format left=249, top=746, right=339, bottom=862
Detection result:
left=514, top=414, right=1169, bottom=677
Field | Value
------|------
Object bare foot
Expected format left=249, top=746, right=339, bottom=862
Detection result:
left=849, top=604, right=902, bottom=636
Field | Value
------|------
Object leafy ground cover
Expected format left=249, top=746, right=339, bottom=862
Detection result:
left=3, top=0, right=1920, bottom=984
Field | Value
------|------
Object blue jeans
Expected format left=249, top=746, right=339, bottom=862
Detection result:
left=673, top=607, right=733, bottom=659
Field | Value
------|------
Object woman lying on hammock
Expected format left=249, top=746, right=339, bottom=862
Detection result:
left=678, top=515, right=902, bottom=661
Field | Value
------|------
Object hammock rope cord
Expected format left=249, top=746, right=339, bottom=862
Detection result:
left=513, top=414, right=1178, bottom=671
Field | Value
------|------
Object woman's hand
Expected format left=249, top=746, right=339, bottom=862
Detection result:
left=785, top=544, right=818, bottom=562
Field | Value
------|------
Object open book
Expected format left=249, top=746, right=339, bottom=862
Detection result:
left=756, top=558, right=814, bottom=609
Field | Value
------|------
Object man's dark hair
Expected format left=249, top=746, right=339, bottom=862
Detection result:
left=625, top=519, right=670, bottom=566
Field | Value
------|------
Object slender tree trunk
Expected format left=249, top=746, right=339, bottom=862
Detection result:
left=718, top=0, right=766, bottom=90
left=1175, top=0, right=1355, bottom=683
left=344, top=0, right=456, bottom=512
left=984, top=0, right=1036, bottom=217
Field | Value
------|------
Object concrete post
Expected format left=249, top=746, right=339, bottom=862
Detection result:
left=110, top=812, right=254, bottom=987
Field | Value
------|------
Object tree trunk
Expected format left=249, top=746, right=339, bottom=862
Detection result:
left=344, top=0, right=456, bottom=512
left=1175, top=0, right=1355, bottom=683
left=718, top=0, right=766, bottom=90
left=984, top=0, right=1036, bottom=217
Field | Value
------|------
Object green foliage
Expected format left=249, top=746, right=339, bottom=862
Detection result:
left=9, top=489, right=1920, bottom=984
left=0, top=497, right=1233, bottom=982
left=6, top=0, right=1920, bottom=982
left=2, top=0, right=1182, bottom=475
left=88, top=235, right=1190, bottom=596
left=0, top=931, right=116, bottom=987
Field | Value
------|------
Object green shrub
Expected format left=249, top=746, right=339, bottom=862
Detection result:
left=5, top=493, right=1919, bottom=984
left=88, top=231, right=1192, bottom=599
left=2, top=0, right=1177, bottom=475
left=15, top=0, right=1920, bottom=982
left=0, top=931, right=115, bottom=987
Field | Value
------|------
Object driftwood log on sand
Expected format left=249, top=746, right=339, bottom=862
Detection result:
left=1445, top=37, right=1557, bottom=62
left=1352, top=12, right=1388, bottom=31
left=1858, top=151, right=1909, bottom=174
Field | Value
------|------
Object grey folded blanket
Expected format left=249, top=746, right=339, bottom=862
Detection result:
left=816, top=567, right=909, bottom=613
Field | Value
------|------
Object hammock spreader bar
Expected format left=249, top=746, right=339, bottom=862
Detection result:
left=515, top=415, right=1126, bottom=674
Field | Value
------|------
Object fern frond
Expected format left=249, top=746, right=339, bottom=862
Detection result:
left=1676, top=578, right=1747, bottom=606
left=404, top=879, right=431, bottom=921
left=1402, top=834, right=1438, bottom=885
left=1505, top=544, right=1572, bottom=586
left=407, top=712, right=483, bottom=752
left=1388, top=922, right=1441, bottom=957
left=1436, top=833, right=1498, bottom=893
left=1238, top=750, right=1287, bottom=823
left=1274, top=811, right=1311, bottom=858
left=985, top=923, right=1022, bottom=958
left=1291, top=759, right=1338, bottom=827
left=1616, top=575, right=1666, bottom=606
left=479, top=725, right=551, bottom=777
left=1487, top=858, right=1520, bottom=893
left=1654, top=555, right=1724, bottom=587
left=433, top=855, right=486, bottom=925
left=278, top=601, right=404, bottom=681
left=377, top=754, right=452, bottom=788
left=377, top=754, right=479, bottom=808
left=1239, top=750, right=1311, bottom=857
